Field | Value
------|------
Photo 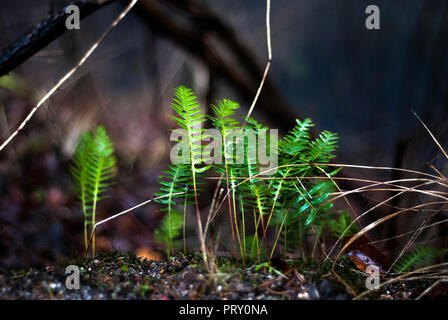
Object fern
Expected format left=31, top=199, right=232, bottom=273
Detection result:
left=394, top=245, right=448, bottom=273
left=156, top=86, right=342, bottom=263
left=155, top=212, right=183, bottom=256
left=155, top=86, right=210, bottom=260
left=154, top=164, right=192, bottom=255
left=71, top=126, right=117, bottom=257
left=208, top=99, right=243, bottom=257
left=267, top=119, right=339, bottom=257
left=306, top=130, right=338, bottom=163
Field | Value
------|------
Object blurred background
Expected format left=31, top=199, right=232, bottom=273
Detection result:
left=1, top=0, right=448, bottom=266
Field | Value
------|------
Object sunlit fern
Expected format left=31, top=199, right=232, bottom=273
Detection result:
left=267, top=119, right=339, bottom=258
left=154, top=211, right=184, bottom=256
left=71, top=126, right=117, bottom=257
left=155, top=86, right=210, bottom=259
left=155, top=86, right=344, bottom=262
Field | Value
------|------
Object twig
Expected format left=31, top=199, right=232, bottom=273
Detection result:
left=354, top=262, right=448, bottom=300
left=415, top=280, right=442, bottom=300
left=0, top=0, right=138, bottom=152
left=85, top=191, right=186, bottom=257
left=203, top=0, right=273, bottom=254
left=245, top=0, right=272, bottom=120
left=412, top=109, right=448, bottom=160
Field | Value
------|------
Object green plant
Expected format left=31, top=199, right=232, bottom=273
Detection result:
left=208, top=98, right=244, bottom=258
left=154, top=164, right=192, bottom=255
left=394, top=245, right=448, bottom=273
left=155, top=85, right=347, bottom=264
left=263, top=119, right=340, bottom=259
left=154, top=211, right=183, bottom=256
left=155, top=86, right=210, bottom=262
left=71, top=126, right=117, bottom=257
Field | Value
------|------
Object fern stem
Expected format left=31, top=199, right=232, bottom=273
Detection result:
left=167, top=167, right=181, bottom=255
left=183, top=192, right=188, bottom=254
left=270, top=206, right=290, bottom=259
left=230, top=171, right=245, bottom=265
left=91, top=156, right=105, bottom=258
left=240, top=195, right=246, bottom=257
left=225, top=163, right=237, bottom=256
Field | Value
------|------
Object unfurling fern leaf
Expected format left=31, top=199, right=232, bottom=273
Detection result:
left=394, top=245, right=448, bottom=273
left=71, top=126, right=117, bottom=257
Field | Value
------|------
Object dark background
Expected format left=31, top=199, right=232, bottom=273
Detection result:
left=0, top=0, right=447, bottom=266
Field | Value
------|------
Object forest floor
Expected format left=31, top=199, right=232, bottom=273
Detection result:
left=1, top=251, right=445, bottom=300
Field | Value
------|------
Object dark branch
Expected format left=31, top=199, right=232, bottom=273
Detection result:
left=136, top=0, right=299, bottom=130
left=0, top=0, right=116, bottom=76
left=0, top=0, right=299, bottom=129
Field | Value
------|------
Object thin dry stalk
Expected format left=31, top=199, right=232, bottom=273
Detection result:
left=353, top=263, right=448, bottom=300
left=0, top=0, right=138, bottom=152
left=85, top=191, right=185, bottom=257
left=333, top=201, right=448, bottom=273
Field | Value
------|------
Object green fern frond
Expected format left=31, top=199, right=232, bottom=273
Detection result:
left=394, top=245, right=448, bottom=273
left=155, top=212, right=183, bottom=256
left=171, top=86, right=209, bottom=168
left=71, top=126, right=117, bottom=257
left=306, top=130, right=338, bottom=163
left=156, top=86, right=211, bottom=259
left=154, top=164, right=193, bottom=254
left=279, top=118, right=314, bottom=158
left=209, top=99, right=241, bottom=133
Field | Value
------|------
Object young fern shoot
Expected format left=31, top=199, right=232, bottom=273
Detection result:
left=71, top=126, right=117, bottom=257
left=156, top=86, right=345, bottom=264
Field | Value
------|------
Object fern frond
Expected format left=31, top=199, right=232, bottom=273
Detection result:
left=71, top=126, right=117, bottom=256
left=171, top=86, right=209, bottom=168
left=209, top=99, right=241, bottom=133
left=155, top=163, right=193, bottom=254
left=155, top=212, right=183, bottom=256
left=394, top=245, right=448, bottom=273
left=279, top=118, right=314, bottom=158
left=306, top=130, right=338, bottom=163
left=71, top=131, right=94, bottom=217
left=157, top=86, right=211, bottom=260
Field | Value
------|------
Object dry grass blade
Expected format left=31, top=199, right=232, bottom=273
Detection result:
left=327, top=179, right=447, bottom=258
left=85, top=191, right=186, bottom=257
left=370, top=217, right=448, bottom=245
left=416, top=280, right=442, bottom=300
left=333, top=201, right=448, bottom=273
left=353, top=262, right=448, bottom=300
left=412, top=110, right=448, bottom=160
left=387, top=206, right=448, bottom=274
left=204, top=0, right=272, bottom=248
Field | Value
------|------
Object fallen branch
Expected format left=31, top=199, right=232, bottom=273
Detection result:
left=0, top=0, right=117, bottom=76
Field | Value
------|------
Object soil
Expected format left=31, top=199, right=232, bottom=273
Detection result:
left=0, top=251, right=445, bottom=300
